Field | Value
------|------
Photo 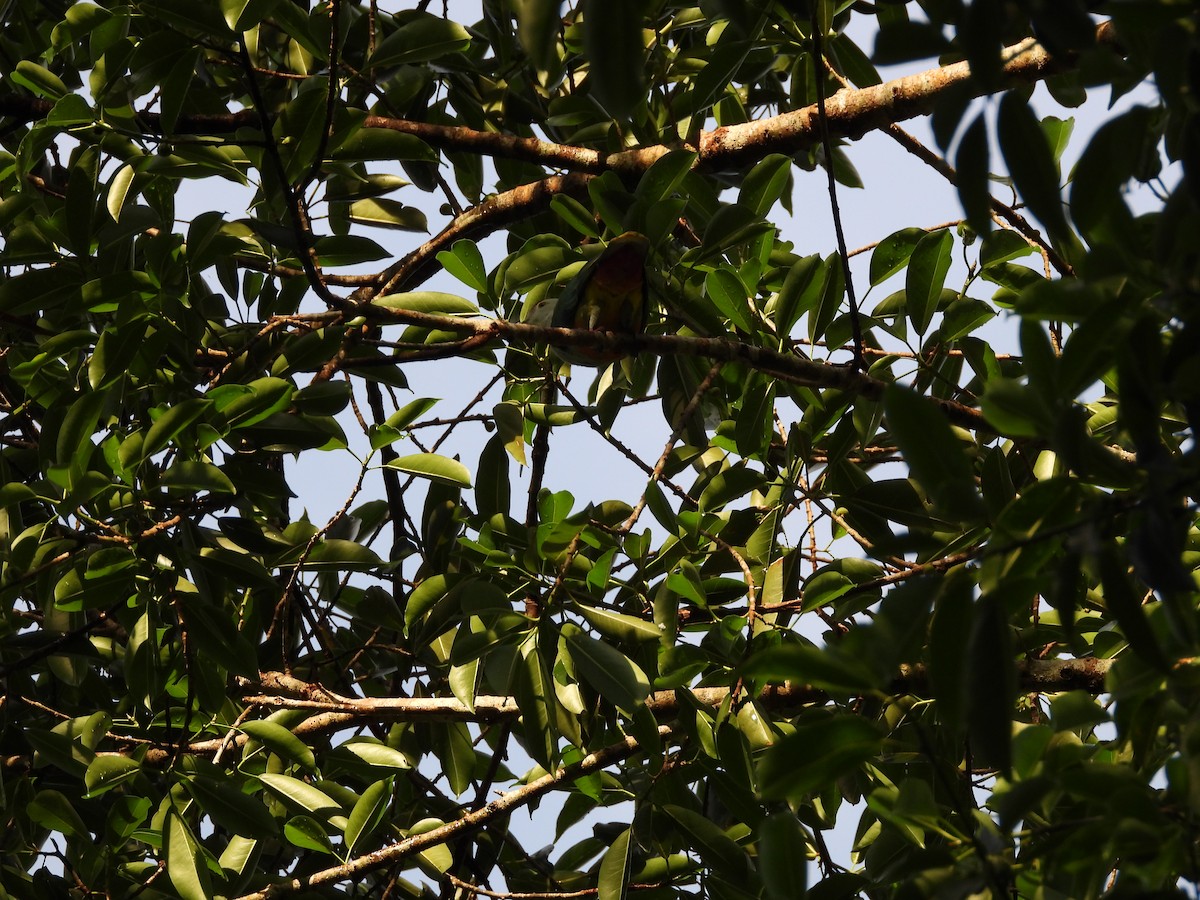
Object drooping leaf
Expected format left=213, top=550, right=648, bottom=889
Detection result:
left=581, top=0, right=645, bottom=117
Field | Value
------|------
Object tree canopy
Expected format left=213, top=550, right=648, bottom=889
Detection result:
left=1, top=0, right=1198, bottom=897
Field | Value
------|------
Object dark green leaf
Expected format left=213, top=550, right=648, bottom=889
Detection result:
left=967, top=593, right=1014, bottom=776
left=740, top=643, right=876, bottom=693
left=905, top=229, right=953, bottom=335
left=956, top=113, right=992, bottom=233
left=562, top=624, right=650, bottom=714
left=997, top=94, right=1068, bottom=241
left=759, top=716, right=882, bottom=800
left=598, top=826, right=633, bottom=900
left=884, top=383, right=984, bottom=522
left=186, top=776, right=278, bottom=839
left=344, top=778, right=392, bottom=853
left=370, top=14, right=471, bottom=67
left=662, top=804, right=750, bottom=879
left=758, top=813, right=808, bottom=900
left=581, top=0, right=644, bottom=117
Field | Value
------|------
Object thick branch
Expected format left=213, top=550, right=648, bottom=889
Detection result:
left=240, top=658, right=1112, bottom=724
left=0, top=657, right=1108, bottom=773
left=698, top=24, right=1116, bottom=171
left=0, top=24, right=1116, bottom=182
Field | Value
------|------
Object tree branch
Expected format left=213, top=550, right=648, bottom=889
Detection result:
left=697, top=23, right=1116, bottom=171
left=0, top=23, right=1116, bottom=184
left=238, top=658, right=1112, bottom=724
left=235, top=725, right=676, bottom=899
left=330, top=307, right=994, bottom=433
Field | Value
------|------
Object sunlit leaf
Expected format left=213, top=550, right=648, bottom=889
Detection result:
left=387, top=453, right=473, bottom=487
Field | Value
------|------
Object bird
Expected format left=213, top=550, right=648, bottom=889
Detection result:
left=548, top=231, right=650, bottom=366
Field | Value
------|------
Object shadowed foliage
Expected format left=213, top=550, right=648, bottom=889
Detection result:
left=1, top=1, right=1199, bottom=898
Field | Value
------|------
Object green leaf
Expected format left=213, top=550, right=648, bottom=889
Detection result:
left=598, top=826, right=633, bottom=900
left=740, top=643, right=876, bottom=694
left=57, top=389, right=109, bottom=479
left=808, top=253, right=845, bottom=344
left=381, top=397, right=439, bottom=432
left=1069, top=107, right=1152, bottom=244
left=739, top=154, right=793, bottom=217
left=408, top=817, right=453, bottom=873
left=705, top=268, right=756, bottom=333
left=1097, top=548, right=1168, bottom=670
left=166, top=809, right=212, bottom=900
left=0, top=482, right=37, bottom=504
left=697, top=465, right=766, bottom=513
left=551, top=194, right=601, bottom=238
left=967, top=593, right=1015, bottom=776
left=574, top=602, right=662, bottom=643
left=161, top=461, right=237, bottom=494
left=83, top=756, right=140, bottom=798
left=406, top=574, right=452, bottom=631
left=28, top=790, right=89, bottom=838
left=493, top=401, right=526, bottom=466
left=373, top=292, right=479, bottom=315
left=241, top=721, right=317, bottom=769
left=13, top=61, right=69, bottom=99
left=883, top=383, right=984, bottom=522
left=517, top=0, right=562, bottom=71
left=956, top=112, right=992, bottom=234
left=337, top=740, right=413, bottom=771
left=90, top=319, right=149, bottom=389
left=439, top=723, right=477, bottom=796
left=662, top=804, right=749, bottom=879
left=186, top=776, right=278, bottom=839
left=637, top=149, right=698, bottom=203
left=679, top=39, right=751, bottom=117
left=220, top=0, right=280, bottom=32
left=344, top=778, right=391, bottom=853
left=386, top=453, right=472, bottom=487
left=258, top=774, right=342, bottom=818
left=141, top=398, right=212, bottom=461
left=310, top=234, right=390, bottom=267
left=370, top=14, right=471, bottom=67
left=928, top=569, right=973, bottom=736
left=773, top=254, right=824, bottom=338
left=997, top=93, right=1068, bottom=240
left=348, top=198, right=428, bottom=231
left=758, top=813, right=808, bottom=900
left=217, top=835, right=260, bottom=881
left=301, top=539, right=384, bottom=571
left=581, top=0, right=645, bottom=117
left=105, top=163, right=136, bottom=223
left=869, top=227, right=925, bottom=285
left=436, top=240, right=489, bottom=292
left=940, top=298, right=995, bottom=342
left=905, top=229, right=953, bottom=335
left=47, top=93, right=94, bottom=126
left=515, top=641, right=557, bottom=769
left=333, top=128, right=436, bottom=163
left=980, top=378, right=1052, bottom=438
left=562, top=624, right=650, bottom=715
left=284, top=815, right=335, bottom=853
left=759, top=715, right=882, bottom=800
